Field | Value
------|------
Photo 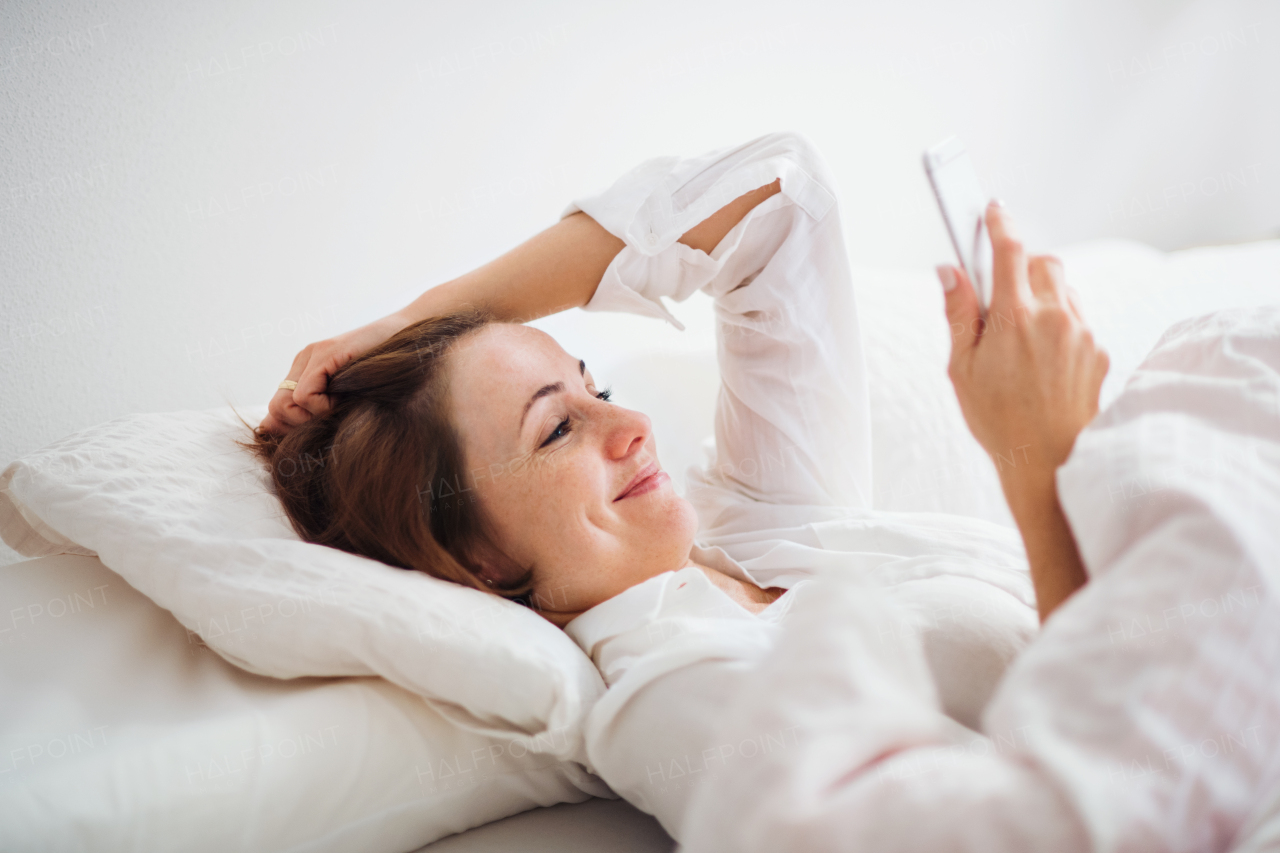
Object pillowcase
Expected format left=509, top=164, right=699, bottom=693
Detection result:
left=0, top=553, right=611, bottom=853
left=0, top=405, right=604, bottom=761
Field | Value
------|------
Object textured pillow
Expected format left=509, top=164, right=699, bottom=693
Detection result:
left=0, top=405, right=604, bottom=760
left=0, top=554, right=609, bottom=853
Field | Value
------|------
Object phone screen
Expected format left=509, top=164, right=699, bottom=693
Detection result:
left=923, top=137, right=993, bottom=312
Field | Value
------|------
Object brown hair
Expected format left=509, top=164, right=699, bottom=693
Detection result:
left=238, top=308, right=534, bottom=601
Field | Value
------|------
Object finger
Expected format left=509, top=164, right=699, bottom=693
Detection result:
left=268, top=382, right=309, bottom=432
left=1094, top=346, right=1111, bottom=390
left=939, top=264, right=982, bottom=360
left=985, top=201, right=1032, bottom=315
left=270, top=345, right=321, bottom=426
left=1064, top=284, right=1085, bottom=324
left=261, top=395, right=297, bottom=436
left=1081, top=345, right=1110, bottom=420
left=273, top=387, right=314, bottom=428
left=293, top=357, right=335, bottom=418
left=1026, top=255, right=1069, bottom=309
left=257, top=411, right=283, bottom=436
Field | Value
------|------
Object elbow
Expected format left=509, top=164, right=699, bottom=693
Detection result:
left=761, top=131, right=832, bottom=175
left=755, top=130, right=841, bottom=222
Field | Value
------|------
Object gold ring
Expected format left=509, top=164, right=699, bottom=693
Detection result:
left=278, top=380, right=298, bottom=391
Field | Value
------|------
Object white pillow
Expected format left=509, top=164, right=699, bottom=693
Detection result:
left=0, top=405, right=604, bottom=760
left=853, top=265, right=1014, bottom=526
left=0, top=553, right=610, bottom=853
left=851, top=237, right=1280, bottom=527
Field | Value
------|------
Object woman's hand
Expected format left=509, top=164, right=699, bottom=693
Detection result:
left=939, top=201, right=1109, bottom=483
left=938, top=201, right=1109, bottom=622
left=259, top=311, right=413, bottom=435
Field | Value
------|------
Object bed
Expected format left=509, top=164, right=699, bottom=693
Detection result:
left=3, top=235, right=1278, bottom=851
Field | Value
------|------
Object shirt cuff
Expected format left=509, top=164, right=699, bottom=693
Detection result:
left=559, top=132, right=837, bottom=331
left=580, top=245, right=687, bottom=330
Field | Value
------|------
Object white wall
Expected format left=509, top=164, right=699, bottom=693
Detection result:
left=2, top=0, right=1277, bottom=565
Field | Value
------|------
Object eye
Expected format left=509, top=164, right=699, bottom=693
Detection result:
left=540, top=417, right=571, bottom=448
left=537, top=388, right=611, bottom=449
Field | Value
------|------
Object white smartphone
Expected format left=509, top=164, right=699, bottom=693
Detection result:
left=923, top=137, right=994, bottom=313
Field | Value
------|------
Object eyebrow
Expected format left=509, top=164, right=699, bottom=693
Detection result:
left=519, top=360, right=587, bottom=432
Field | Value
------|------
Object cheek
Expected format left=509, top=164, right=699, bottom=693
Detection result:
left=476, top=451, right=601, bottom=555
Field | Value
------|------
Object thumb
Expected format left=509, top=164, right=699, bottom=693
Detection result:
left=938, top=264, right=981, bottom=362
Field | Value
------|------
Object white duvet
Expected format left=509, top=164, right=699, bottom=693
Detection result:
left=681, top=305, right=1280, bottom=852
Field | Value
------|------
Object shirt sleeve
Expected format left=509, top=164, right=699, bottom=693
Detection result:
left=561, top=132, right=872, bottom=516
left=677, top=574, right=1090, bottom=852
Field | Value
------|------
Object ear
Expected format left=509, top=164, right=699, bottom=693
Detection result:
left=461, top=538, right=529, bottom=592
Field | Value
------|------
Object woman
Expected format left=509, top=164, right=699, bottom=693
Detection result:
left=254, top=132, right=1106, bottom=835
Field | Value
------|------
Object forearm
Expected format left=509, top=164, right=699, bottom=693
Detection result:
left=398, top=211, right=624, bottom=325
left=1000, top=469, right=1089, bottom=623
left=939, top=200, right=1106, bottom=624
left=397, top=179, right=782, bottom=327
left=265, top=170, right=780, bottom=432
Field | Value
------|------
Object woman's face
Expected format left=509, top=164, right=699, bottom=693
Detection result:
left=446, top=323, right=698, bottom=626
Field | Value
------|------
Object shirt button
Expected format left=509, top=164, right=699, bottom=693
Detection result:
left=647, top=234, right=658, bottom=247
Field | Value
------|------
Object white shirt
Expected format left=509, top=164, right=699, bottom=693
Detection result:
left=558, top=132, right=1040, bottom=839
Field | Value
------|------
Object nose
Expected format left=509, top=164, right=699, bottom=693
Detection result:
left=603, top=404, right=652, bottom=461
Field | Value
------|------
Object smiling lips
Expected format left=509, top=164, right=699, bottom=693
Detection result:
left=615, top=461, right=669, bottom=502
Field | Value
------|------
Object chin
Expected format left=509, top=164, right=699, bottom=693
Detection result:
left=623, top=491, right=700, bottom=579
left=659, top=492, right=699, bottom=554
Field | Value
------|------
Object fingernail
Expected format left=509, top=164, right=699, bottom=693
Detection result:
left=936, top=265, right=956, bottom=293
left=991, top=198, right=1005, bottom=208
